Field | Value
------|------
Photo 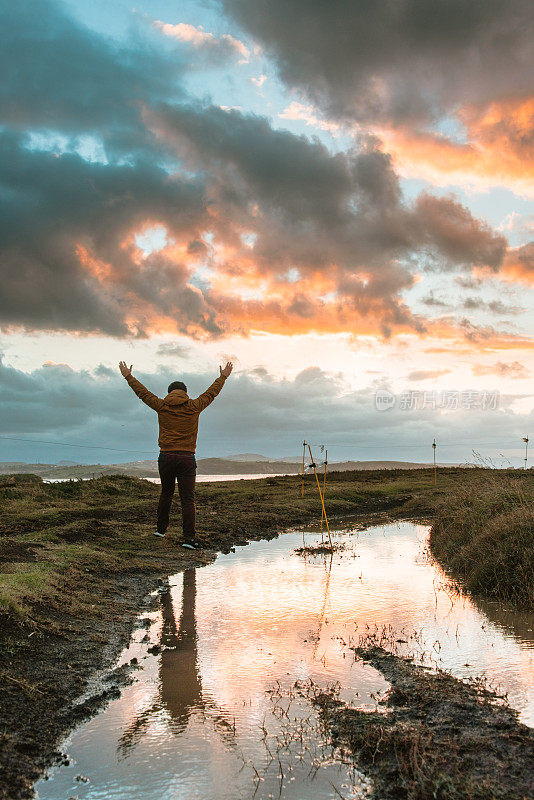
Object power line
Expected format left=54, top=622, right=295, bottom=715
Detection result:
left=308, top=440, right=520, bottom=450
left=0, top=434, right=525, bottom=454
left=0, top=435, right=155, bottom=455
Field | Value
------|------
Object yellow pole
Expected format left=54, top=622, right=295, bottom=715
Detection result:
left=320, top=449, right=327, bottom=539
left=307, top=444, right=333, bottom=552
left=301, top=440, right=306, bottom=497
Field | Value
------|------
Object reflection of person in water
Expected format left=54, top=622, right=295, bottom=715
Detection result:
left=118, top=569, right=234, bottom=758
left=159, top=569, right=202, bottom=732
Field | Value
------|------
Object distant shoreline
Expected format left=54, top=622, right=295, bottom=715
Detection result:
left=45, top=472, right=294, bottom=483
left=1, top=457, right=450, bottom=481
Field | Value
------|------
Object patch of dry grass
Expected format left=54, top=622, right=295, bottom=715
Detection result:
left=430, top=470, right=534, bottom=607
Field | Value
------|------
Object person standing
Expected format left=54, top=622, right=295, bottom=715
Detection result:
left=119, top=360, right=233, bottom=548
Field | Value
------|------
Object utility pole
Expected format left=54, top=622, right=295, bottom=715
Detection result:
left=523, top=436, right=529, bottom=470
left=432, top=439, right=437, bottom=486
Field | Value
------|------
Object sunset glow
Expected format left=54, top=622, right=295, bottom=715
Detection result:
left=0, top=0, right=532, bottom=464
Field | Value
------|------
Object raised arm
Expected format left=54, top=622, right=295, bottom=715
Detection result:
left=119, top=361, right=165, bottom=412
left=189, top=362, right=233, bottom=413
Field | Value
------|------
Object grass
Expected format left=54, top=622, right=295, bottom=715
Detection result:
left=430, top=469, right=534, bottom=607
left=0, top=565, right=52, bottom=617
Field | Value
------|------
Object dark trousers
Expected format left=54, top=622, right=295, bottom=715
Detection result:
left=157, top=452, right=196, bottom=539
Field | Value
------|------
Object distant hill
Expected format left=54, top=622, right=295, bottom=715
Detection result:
left=0, top=458, right=458, bottom=479
left=222, top=453, right=272, bottom=462
left=226, top=453, right=301, bottom=462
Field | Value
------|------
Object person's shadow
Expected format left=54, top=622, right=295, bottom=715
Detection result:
left=118, top=569, right=235, bottom=758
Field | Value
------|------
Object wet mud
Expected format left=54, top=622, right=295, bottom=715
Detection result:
left=314, top=646, right=534, bottom=800
left=0, top=552, right=220, bottom=800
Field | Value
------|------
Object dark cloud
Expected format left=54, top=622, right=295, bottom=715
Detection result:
left=458, top=318, right=499, bottom=342
left=153, top=104, right=508, bottom=330
left=0, top=1, right=513, bottom=340
left=414, top=193, right=507, bottom=271
left=0, top=0, right=182, bottom=151
left=0, top=96, right=509, bottom=337
left=0, top=357, right=529, bottom=465
left=221, top=0, right=534, bottom=125
left=463, top=297, right=523, bottom=315
left=421, top=292, right=450, bottom=308
left=0, top=131, right=219, bottom=337
left=455, top=275, right=484, bottom=289
left=156, top=106, right=505, bottom=273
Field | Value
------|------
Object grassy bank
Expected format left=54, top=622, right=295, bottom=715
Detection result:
left=430, top=470, right=534, bottom=607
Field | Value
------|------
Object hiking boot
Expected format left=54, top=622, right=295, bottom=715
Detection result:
left=181, top=539, right=201, bottom=550
left=154, top=530, right=165, bottom=538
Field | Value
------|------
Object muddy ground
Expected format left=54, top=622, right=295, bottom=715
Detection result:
left=0, top=468, right=532, bottom=798
left=313, top=646, right=534, bottom=800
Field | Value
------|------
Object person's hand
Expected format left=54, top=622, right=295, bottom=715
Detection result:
left=119, top=361, right=132, bottom=378
left=220, top=361, right=233, bottom=379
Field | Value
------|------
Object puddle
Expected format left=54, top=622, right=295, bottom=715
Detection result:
left=35, top=521, right=534, bottom=799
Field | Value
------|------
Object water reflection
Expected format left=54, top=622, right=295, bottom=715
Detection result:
left=118, top=570, right=236, bottom=759
left=472, top=593, right=534, bottom=649
left=34, top=522, right=534, bottom=800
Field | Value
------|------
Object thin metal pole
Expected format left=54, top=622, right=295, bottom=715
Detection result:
left=301, top=440, right=306, bottom=496
left=432, top=439, right=437, bottom=486
left=321, top=450, right=327, bottom=539
left=307, top=444, right=333, bottom=552
left=524, top=436, right=529, bottom=470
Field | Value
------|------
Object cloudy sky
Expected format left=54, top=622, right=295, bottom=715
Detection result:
left=1, top=0, right=533, bottom=465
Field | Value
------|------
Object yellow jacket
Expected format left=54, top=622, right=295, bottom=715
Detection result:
left=126, top=374, right=227, bottom=452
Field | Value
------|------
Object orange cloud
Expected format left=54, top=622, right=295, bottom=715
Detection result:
left=376, top=98, right=534, bottom=195
left=75, top=227, right=534, bottom=352
left=495, top=243, right=534, bottom=285
left=426, top=319, right=534, bottom=353
left=75, top=244, right=114, bottom=283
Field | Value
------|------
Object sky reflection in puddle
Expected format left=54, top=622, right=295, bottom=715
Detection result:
left=35, top=521, right=534, bottom=800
